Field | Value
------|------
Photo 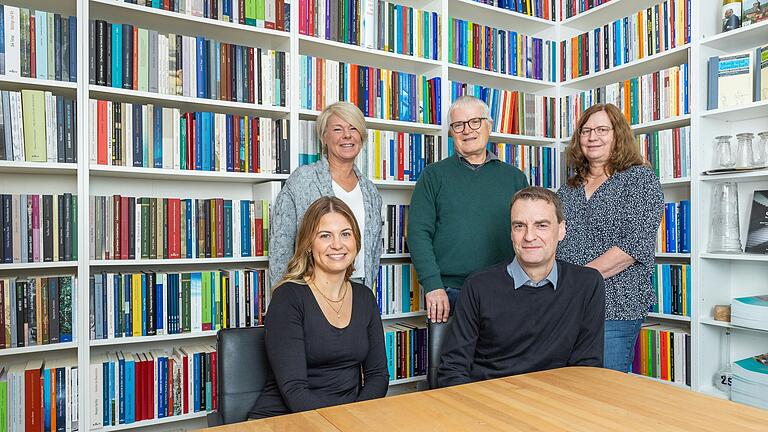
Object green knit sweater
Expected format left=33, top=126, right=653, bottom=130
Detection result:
left=407, top=154, right=529, bottom=292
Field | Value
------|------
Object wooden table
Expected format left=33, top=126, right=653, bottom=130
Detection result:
left=200, top=367, right=768, bottom=431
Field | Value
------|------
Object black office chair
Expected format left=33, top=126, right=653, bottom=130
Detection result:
left=207, top=326, right=269, bottom=426
left=426, top=317, right=453, bottom=390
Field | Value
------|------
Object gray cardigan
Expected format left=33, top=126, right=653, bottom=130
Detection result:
left=268, top=157, right=383, bottom=287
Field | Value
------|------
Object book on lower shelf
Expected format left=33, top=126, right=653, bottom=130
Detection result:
left=375, top=264, right=423, bottom=316
left=732, top=353, right=768, bottom=410
left=89, top=196, right=269, bottom=260
left=631, top=324, right=691, bottom=386
left=0, top=358, right=79, bottom=432
left=0, top=275, right=75, bottom=348
left=731, top=295, right=768, bottom=331
left=657, top=199, right=690, bottom=254
left=89, top=269, right=269, bottom=341
left=384, top=322, right=426, bottom=382
left=382, top=205, right=408, bottom=255
left=490, top=143, right=557, bottom=188
left=745, top=189, right=768, bottom=254
left=91, top=345, right=216, bottom=428
left=637, top=126, right=690, bottom=181
left=650, top=263, right=690, bottom=317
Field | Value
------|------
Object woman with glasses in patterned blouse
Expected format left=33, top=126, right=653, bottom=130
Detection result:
left=556, top=103, right=664, bottom=373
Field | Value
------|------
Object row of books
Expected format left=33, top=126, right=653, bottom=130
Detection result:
left=489, top=143, right=557, bottom=188
left=631, top=324, right=691, bottom=386
left=707, top=47, right=768, bottom=110
left=299, top=120, right=444, bottom=181
left=91, top=346, right=216, bottom=427
left=89, top=269, right=268, bottom=341
left=0, top=89, right=77, bottom=163
left=449, top=19, right=557, bottom=82
left=298, top=0, right=441, bottom=60
left=375, top=264, right=422, bottom=316
left=384, top=322, right=426, bottom=380
left=561, top=0, right=611, bottom=20
left=561, top=64, right=689, bottom=137
left=637, top=126, right=690, bottom=181
left=118, top=0, right=289, bottom=31
left=561, top=0, right=691, bottom=80
left=0, top=359, right=79, bottom=432
left=89, top=20, right=288, bottom=106
left=0, top=276, right=75, bottom=349
left=451, top=82, right=557, bottom=138
left=658, top=199, right=691, bottom=254
left=90, top=100, right=290, bottom=174
left=89, top=196, right=270, bottom=261
left=299, top=55, right=442, bottom=124
left=650, top=264, right=690, bottom=317
left=1, top=194, right=78, bottom=264
left=0, top=6, right=77, bottom=82
left=382, top=204, right=408, bottom=255
left=474, top=0, right=555, bottom=20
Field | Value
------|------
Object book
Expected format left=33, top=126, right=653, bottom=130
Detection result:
left=745, top=189, right=768, bottom=254
left=714, top=51, right=754, bottom=109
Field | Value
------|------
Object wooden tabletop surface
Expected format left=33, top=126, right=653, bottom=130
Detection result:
left=200, top=367, right=768, bottom=431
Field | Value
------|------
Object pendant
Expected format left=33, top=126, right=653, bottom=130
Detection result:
left=337, top=314, right=341, bottom=318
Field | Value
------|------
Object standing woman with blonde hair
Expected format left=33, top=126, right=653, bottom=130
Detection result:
left=557, top=103, right=664, bottom=373
left=249, top=196, right=389, bottom=418
left=269, top=101, right=382, bottom=288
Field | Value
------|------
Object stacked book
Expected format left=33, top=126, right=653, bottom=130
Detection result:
left=732, top=353, right=768, bottom=410
left=731, top=295, right=768, bottom=331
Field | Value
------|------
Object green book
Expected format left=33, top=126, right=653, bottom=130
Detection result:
left=255, top=0, right=265, bottom=26
left=141, top=198, right=150, bottom=259
left=180, top=116, right=187, bottom=169
left=47, top=13, right=55, bottom=80
left=448, top=18, right=453, bottom=63
left=201, top=271, right=211, bottom=330
left=21, top=89, right=47, bottom=162
left=181, top=273, right=191, bottom=332
left=0, top=376, right=6, bottom=428
left=245, top=0, right=256, bottom=26
left=138, top=28, right=149, bottom=92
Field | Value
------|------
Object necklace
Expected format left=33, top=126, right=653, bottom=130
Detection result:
left=309, top=280, right=348, bottom=319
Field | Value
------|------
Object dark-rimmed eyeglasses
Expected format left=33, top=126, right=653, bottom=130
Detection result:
left=579, top=126, right=613, bottom=137
left=450, top=117, right=488, bottom=133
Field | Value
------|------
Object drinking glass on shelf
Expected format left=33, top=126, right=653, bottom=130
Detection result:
left=714, top=135, right=735, bottom=168
left=735, top=132, right=755, bottom=167
left=756, top=131, right=768, bottom=166
left=708, top=182, right=743, bottom=253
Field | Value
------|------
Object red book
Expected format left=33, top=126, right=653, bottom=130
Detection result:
left=25, top=360, right=43, bottom=430
left=314, top=58, right=322, bottom=111
left=167, top=357, right=174, bottom=416
left=121, top=196, right=129, bottom=260
left=308, top=0, right=314, bottom=37
left=181, top=351, right=189, bottom=413
left=673, top=129, right=682, bottom=178
left=30, top=15, right=36, bottom=77
left=163, top=0, right=170, bottom=10
left=133, top=27, right=139, bottom=90
left=276, top=0, right=285, bottom=31
left=168, top=198, right=181, bottom=259
left=247, top=47, right=255, bottom=104
left=238, top=0, right=245, bottom=24
left=254, top=217, right=263, bottom=256
left=148, top=355, right=155, bottom=419
left=97, top=101, right=108, bottom=164
left=660, top=331, right=669, bottom=380
left=210, top=349, right=218, bottom=410
left=216, top=198, right=224, bottom=258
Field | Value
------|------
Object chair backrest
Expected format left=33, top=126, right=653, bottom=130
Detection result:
left=216, top=326, right=269, bottom=425
left=427, top=317, right=452, bottom=390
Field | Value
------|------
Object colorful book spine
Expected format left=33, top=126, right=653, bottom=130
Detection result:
left=122, top=0, right=288, bottom=31
left=489, top=143, right=557, bottom=189
left=561, top=0, right=612, bottom=20
left=636, top=126, right=691, bottom=181
left=299, top=55, right=441, bottom=125
left=380, top=204, right=409, bottom=255
left=650, top=263, right=691, bottom=317
left=479, top=0, right=555, bottom=20
left=631, top=324, right=691, bottom=387
left=383, top=321, right=427, bottom=381
left=375, top=264, right=423, bottom=316
left=0, top=276, right=75, bottom=348
left=657, top=199, right=691, bottom=254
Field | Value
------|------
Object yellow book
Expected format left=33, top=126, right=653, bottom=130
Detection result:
left=221, top=275, right=228, bottom=329
left=374, top=130, right=381, bottom=180
left=262, top=200, right=269, bottom=255
left=416, top=10, right=421, bottom=58
left=681, top=265, right=687, bottom=317
left=383, top=70, right=390, bottom=119
left=467, top=22, right=473, bottom=68
left=132, top=273, right=142, bottom=336
left=21, top=89, right=47, bottom=162
left=518, top=34, right=524, bottom=77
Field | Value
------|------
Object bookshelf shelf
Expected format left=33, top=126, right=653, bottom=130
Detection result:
left=700, top=318, right=768, bottom=334
left=90, top=165, right=289, bottom=183
left=560, top=0, right=662, bottom=32
left=630, top=114, right=691, bottom=135
left=489, top=132, right=558, bottom=146
left=0, top=161, right=78, bottom=175
left=381, top=253, right=411, bottom=259
left=659, top=178, right=691, bottom=187
left=298, top=109, right=441, bottom=134
left=0, top=342, right=78, bottom=358
left=90, top=331, right=218, bottom=348
left=447, top=64, right=556, bottom=94
left=89, top=85, right=291, bottom=118
left=89, top=0, right=290, bottom=49
left=381, top=311, right=426, bottom=320
left=700, top=252, right=768, bottom=262
left=89, top=256, right=268, bottom=267
left=700, top=169, right=768, bottom=182
left=647, top=312, right=691, bottom=322
left=298, top=35, right=442, bottom=76
left=101, top=410, right=208, bottom=432
left=0, top=75, right=77, bottom=92
left=629, top=372, right=691, bottom=390
left=372, top=180, right=418, bottom=190
left=447, top=0, right=554, bottom=35
left=655, top=252, right=691, bottom=259
left=562, top=44, right=690, bottom=91
left=0, top=261, right=78, bottom=271
left=389, top=375, right=427, bottom=386
left=700, top=20, right=768, bottom=52
left=700, top=99, right=768, bottom=122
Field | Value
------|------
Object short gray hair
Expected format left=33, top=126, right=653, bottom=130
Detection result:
left=448, top=95, right=492, bottom=124
left=316, top=102, right=369, bottom=153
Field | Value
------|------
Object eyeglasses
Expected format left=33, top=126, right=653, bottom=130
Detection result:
left=450, top=117, right=488, bottom=133
left=579, top=126, right=613, bottom=137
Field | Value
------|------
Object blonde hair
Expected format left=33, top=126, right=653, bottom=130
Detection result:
left=316, top=102, right=369, bottom=154
left=276, top=196, right=362, bottom=288
left=565, top=103, right=647, bottom=187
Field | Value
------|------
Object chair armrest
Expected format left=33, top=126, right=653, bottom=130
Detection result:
left=206, top=411, right=224, bottom=427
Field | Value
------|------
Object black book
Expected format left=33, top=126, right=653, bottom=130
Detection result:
left=256, top=48, right=263, bottom=104
left=146, top=272, right=156, bottom=336
left=26, top=279, right=36, bottom=345
left=1, top=195, right=10, bottom=263
left=26, top=198, right=33, bottom=262
left=96, top=20, right=107, bottom=86
left=176, top=35, right=183, bottom=96
left=89, top=20, right=96, bottom=84
left=123, top=24, right=133, bottom=89
left=42, top=195, right=53, bottom=261
left=88, top=276, right=96, bottom=339
left=56, top=97, right=65, bottom=163
left=48, top=277, right=60, bottom=343
left=105, top=23, right=112, bottom=86
left=128, top=197, right=135, bottom=259
left=54, top=14, right=62, bottom=81
left=281, top=119, right=290, bottom=174
left=387, top=204, right=396, bottom=253
left=113, top=102, right=122, bottom=164
left=65, top=100, right=75, bottom=163
left=339, top=62, right=346, bottom=101
left=58, top=195, right=65, bottom=261
left=64, top=193, right=72, bottom=261
left=230, top=44, right=237, bottom=102
left=204, top=199, right=211, bottom=258
left=279, top=51, right=286, bottom=106
left=133, top=103, right=142, bottom=166
left=745, top=190, right=768, bottom=254
left=16, top=281, right=26, bottom=347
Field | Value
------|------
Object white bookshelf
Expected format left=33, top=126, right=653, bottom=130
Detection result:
left=0, top=160, right=79, bottom=174
left=0, top=74, right=78, bottom=91
left=647, top=312, right=691, bottom=322
left=447, top=64, right=556, bottom=94
left=560, top=0, right=662, bottom=31
left=298, top=109, right=443, bottom=134
left=0, top=342, right=78, bottom=358
left=630, top=372, right=691, bottom=390
left=89, top=331, right=218, bottom=347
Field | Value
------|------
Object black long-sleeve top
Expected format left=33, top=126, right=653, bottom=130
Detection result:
left=437, top=261, right=605, bottom=388
left=249, top=281, right=389, bottom=418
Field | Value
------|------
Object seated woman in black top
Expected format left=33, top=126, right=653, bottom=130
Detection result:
left=249, top=196, right=389, bottom=418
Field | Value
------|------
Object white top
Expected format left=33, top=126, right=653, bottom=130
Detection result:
left=332, top=180, right=366, bottom=280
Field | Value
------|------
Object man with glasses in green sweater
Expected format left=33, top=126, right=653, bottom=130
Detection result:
left=408, top=95, right=529, bottom=323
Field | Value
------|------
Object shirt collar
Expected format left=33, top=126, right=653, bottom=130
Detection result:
left=506, top=257, right=558, bottom=290
left=457, top=150, right=499, bottom=171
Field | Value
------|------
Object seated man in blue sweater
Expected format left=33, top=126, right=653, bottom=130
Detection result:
left=437, top=187, right=605, bottom=387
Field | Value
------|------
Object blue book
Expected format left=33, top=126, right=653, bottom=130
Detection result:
left=241, top=200, right=251, bottom=256
left=141, top=273, right=147, bottom=336
left=102, top=362, right=109, bottom=425
left=108, top=360, right=115, bottom=425
left=662, top=2, right=669, bottom=51
left=143, top=108, right=150, bottom=168
left=195, top=112, right=203, bottom=170
left=432, top=12, right=438, bottom=60
left=239, top=118, right=245, bottom=169
left=202, top=112, right=211, bottom=171
left=224, top=201, right=233, bottom=257
left=679, top=200, right=691, bottom=253
left=156, top=275, right=164, bottom=334
left=223, top=0, right=230, bottom=19
left=665, top=202, right=677, bottom=253
left=385, top=331, right=395, bottom=379
left=154, top=106, right=163, bottom=168
left=663, top=264, right=672, bottom=314
left=193, top=352, right=201, bottom=412
left=126, top=358, right=135, bottom=423
left=118, top=355, right=125, bottom=424
left=68, top=17, right=77, bottom=82
left=43, top=368, right=52, bottom=430
left=186, top=199, right=193, bottom=257
left=196, top=37, right=206, bottom=98
left=112, top=24, right=123, bottom=88
left=152, top=0, right=160, bottom=8
left=158, top=357, right=166, bottom=418
left=226, top=115, right=233, bottom=171
left=123, top=275, right=131, bottom=336
left=36, top=11, right=48, bottom=79
left=389, top=136, right=395, bottom=178
left=435, top=77, right=442, bottom=125
left=0, top=6, right=5, bottom=75
left=95, top=275, right=104, bottom=340
left=56, top=367, right=66, bottom=429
